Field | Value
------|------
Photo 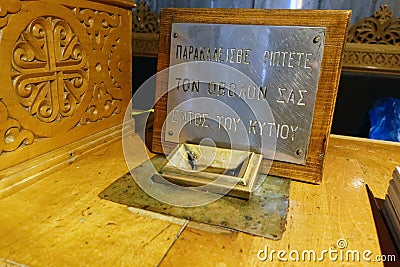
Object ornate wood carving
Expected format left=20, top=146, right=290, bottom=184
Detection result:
left=132, top=1, right=159, bottom=57
left=12, top=17, right=88, bottom=124
left=343, top=5, right=400, bottom=74
left=347, top=5, right=400, bottom=45
left=73, top=7, right=126, bottom=124
left=0, top=100, right=34, bottom=154
left=0, top=0, right=132, bottom=173
left=132, top=33, right=159, bottom=57
left=0, top=0, right=21, bottom=29
left=133, top=1, right=159, bottom=33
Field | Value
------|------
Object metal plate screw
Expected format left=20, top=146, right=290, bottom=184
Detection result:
left=296, top=149, right=303, bottom=156
left=173, top=32, right=178, bottom=38
left=313, top=36, right=321, bottom=43
left=168, top=131, right=173, bottom=136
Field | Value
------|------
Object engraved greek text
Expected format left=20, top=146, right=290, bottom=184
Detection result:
left=264, top=50, right=313, bottom=69
left=175, top=78, right=199, bottom=92
left=208, top=81, right=267, bottom=101
left=217, top=115, right=241, bottom=132
left=277, top=88, right=308, bottom=106
left=171, top=109, right=208, bottom=128
left=248, top=120, right=299, bottom=141
left=176, top=45, right=251, bottom=64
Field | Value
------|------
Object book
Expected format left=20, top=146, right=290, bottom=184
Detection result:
left=382, top=166, right=400, bottom=251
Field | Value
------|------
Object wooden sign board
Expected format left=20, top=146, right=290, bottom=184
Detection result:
left=152, top=8, right=351, bottom=184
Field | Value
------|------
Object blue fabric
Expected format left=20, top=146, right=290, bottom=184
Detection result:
left=369, top=97, right=400, bottom=142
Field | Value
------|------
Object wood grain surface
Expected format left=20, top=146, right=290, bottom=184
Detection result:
left=0, top=134, right=399, bottom=266
left=0, top=134, right=183, bottom=267
left=152, top=8, right=352, bottom=184
left=161, top=136, right=395, bottom=266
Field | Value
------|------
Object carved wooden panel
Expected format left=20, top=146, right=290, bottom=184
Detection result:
left=0, top=0, right=134, bottom=173
left=132, top=1, right=159, bottom=57
left=343, top=5, right=400, bottom=74
left=133, top=1, right=159, bottom=33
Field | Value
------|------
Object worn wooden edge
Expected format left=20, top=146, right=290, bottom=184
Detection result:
left=331, top=134, right=400, bottom=147
left=152, top=8, right=352, bottom=184
left=89, top=0, right=136, bottom=9
left=49, top=0, right=136, bottom=11
left=0, top=121, right=134, bottom=200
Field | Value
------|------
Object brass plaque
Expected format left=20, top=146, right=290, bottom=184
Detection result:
left=165, top=23, right=325, bottom=165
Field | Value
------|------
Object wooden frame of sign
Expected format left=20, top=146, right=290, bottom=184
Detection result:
left=152, top=8, right=351, bottom=184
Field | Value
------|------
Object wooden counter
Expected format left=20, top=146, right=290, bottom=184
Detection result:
left=1, top=134, right=399, bottom=266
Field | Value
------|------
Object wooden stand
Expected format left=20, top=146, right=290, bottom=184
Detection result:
left=152, top=8, right=351, bottom=184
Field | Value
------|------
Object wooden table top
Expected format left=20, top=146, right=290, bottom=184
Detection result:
left=0, top=134, right=399, bottom=266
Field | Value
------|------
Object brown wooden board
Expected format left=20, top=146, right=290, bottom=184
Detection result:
left=152, top=8, right=351, bottom=184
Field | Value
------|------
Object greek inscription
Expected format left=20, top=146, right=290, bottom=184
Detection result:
left=171, top=109, right=209, bottom=128
left=263, top=50, right=313, bottom=69
left=217, top=115, right=241, bottom=132
left=248, top=120, right=299, bottom=141
left=175, top=78, right=199, bottom=92
left=208, top=81, right=268, bottom=101
left=277, top=88, right=308, bottom=106
left=175, top=45, right=251, bottom=65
